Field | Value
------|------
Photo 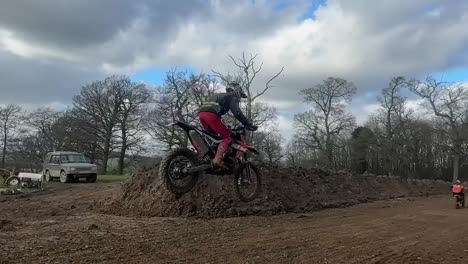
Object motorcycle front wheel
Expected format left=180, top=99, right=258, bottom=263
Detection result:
left=234, top=162, right=261, bottom=202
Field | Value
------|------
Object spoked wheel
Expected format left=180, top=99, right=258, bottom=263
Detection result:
left=234, top=162, right=261, bottom=202
left=159, top=148, right=200, bottom=194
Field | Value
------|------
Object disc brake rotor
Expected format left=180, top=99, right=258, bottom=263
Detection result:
left=169, top=157, right=192, bottom=180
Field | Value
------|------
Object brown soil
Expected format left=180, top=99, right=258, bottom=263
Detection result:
left=0, top=181, right=466, bottom=264
left=103, top=165, right=450, bottom=218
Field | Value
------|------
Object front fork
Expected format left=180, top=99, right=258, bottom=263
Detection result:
left=237, top=152, right=252, bottom=185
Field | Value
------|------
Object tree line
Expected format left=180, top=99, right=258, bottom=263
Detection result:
left=288, top=76, right=468, bottom=181
left=0, top=54, right=466, bottom=181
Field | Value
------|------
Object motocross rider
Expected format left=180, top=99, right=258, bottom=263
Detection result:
left=452, top=179, right=466, bottom=199
left=198, top=82, right=257, bottom=169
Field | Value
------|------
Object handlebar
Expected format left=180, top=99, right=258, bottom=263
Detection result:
left=228, top=125, right=257, bottom=136
left=230, top=126, right=257, bottom=139
left=231, top=126, right=246, bottom=132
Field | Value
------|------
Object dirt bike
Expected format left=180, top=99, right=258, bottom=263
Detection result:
left=159, top=120, right=262, bottom=202
left=454, top=193, right=465, bottom=209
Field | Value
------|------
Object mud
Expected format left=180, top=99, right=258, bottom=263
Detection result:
left=103, top=165, right=450, bottom=218
left=0, top=181, right=465, bottom=264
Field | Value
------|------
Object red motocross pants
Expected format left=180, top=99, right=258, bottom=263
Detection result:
left=199, top=112, right=232, bottom=161
left=199, top=112, right=232, bottom=147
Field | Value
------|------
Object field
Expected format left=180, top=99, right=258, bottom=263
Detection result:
left=0, top=168, right=465, bottom=264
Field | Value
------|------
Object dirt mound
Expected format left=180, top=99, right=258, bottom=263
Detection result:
left=102, top=165, right=450, bottom=218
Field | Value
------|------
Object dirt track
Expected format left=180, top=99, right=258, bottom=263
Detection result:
left=0, top=182, right=466, bottom=264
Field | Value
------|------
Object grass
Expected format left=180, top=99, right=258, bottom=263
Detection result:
left=1, top=174, right=131, bottom=185
left=97, top=174, right=130, bottom=183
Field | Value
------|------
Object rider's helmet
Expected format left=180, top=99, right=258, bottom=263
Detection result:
left=226, top=82, right=247, bottom=98
left=455, top=179, right=461, bottom=185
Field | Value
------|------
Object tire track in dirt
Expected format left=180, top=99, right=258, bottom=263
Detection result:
left=1, top=181, right=465, bottom=263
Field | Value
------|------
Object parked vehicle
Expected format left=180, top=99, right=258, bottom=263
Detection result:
left=1, top=168, right=43, bottom=190
left=42, top=151, right=98, bottom=183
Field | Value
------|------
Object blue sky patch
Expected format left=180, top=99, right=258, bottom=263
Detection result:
left=269, top=0, right=326, bottom=20
left=301, top=0, right=327, bottom=20
left=432, top=67, right=468, bottom=83
left=130, top=65, right=198, bottom=85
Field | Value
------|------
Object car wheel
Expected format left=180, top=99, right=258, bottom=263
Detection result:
left=60, top=171, right=70, bottom=183
left=86, top=174, right=97, bottom=183
left=44, top=171, right=53, bottom=182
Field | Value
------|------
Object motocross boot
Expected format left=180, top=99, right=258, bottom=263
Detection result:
left=212, top=142, right=229, bottom=170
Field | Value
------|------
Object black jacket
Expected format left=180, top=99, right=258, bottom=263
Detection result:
left=199, top=93, right=252, bottom=127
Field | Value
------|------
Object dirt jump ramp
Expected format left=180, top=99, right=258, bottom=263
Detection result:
left=102, top=165, right=450, bottom=218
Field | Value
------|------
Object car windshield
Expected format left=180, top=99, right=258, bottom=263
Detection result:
left=61, top=154, right=88, bottom=163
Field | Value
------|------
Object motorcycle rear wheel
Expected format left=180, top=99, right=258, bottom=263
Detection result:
left=159, top=148, right=200, bottom=194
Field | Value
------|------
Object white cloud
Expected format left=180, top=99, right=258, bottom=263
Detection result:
left=276, top=113, right=296, bottom=144
left=406, top=98, right=427, bottom=113
left=109, top=0, right=468, bottom=109
left=0, top=101, right=68, bottom=112
left=1, top=0, right=468, bottom=143
left=0, top=28, right=81, bottom=62
left=256, top=98, right=301, bottom=110
left=3, top=1, right=468, bottom=94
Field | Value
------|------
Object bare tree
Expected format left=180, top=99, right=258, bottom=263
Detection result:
left=255, top=130, right=283, bottom=165
left=294, top=77, right=357, bottom=169
left=19, top=108, right=75, bottom=167
left=363, top=109, right=461, bottom=180
left=350, top=126, right=375, bottom=173
left=72, top=75, right=124, bottom=174
left=409, top=76, right=468, bottom=181
left=116, top=81, right=151, bottom=175
left=284, top=138, right=320, bottom=168
left=222, top=101, right=279, bottom=144
left=27, top=107, right=66, bottom=152
left=0, top=104, right=23, bottom=168
left=212, top=52, right=284, bottom=141
left=10, top=134, right=45, bottom=170
left=376, top=76, right=412, bottom=175
left=144, top=69, right=218, bottom=150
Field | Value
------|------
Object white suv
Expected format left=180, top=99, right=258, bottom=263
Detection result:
left=43, top=151, right=98, bottom=183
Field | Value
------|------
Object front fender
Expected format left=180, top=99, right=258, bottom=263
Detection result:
left=232, top=141, right=260, bottom=155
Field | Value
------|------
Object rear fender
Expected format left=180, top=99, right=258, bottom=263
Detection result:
left=166, top=120, right=193, bottom=132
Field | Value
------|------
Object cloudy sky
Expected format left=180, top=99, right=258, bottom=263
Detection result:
left=1, top=0, right=468, bottom=141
